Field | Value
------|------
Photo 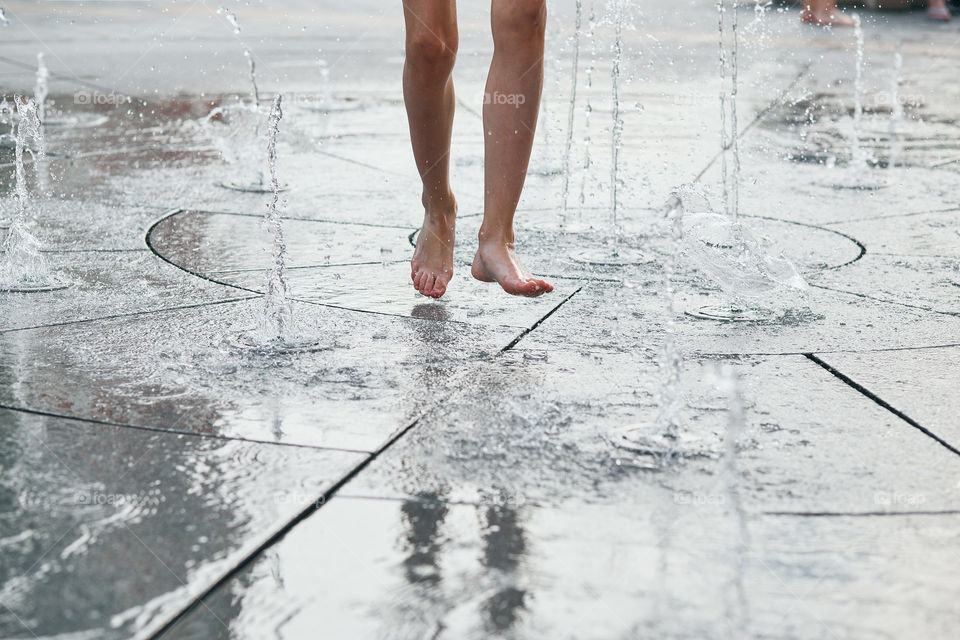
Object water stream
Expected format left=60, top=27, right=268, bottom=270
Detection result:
left=257, top=95, right=292, bottom=343
left=559, top=0, right=583, bottom=224
left=0, top=96, right=61, bottom=292
left=888, top=42, right=903, bottom=169
left=714, top=364, right=750, bottom=638
left=34, top=53, right=48, bottom=124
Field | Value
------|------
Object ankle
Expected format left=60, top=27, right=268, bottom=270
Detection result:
left=478, top=225, right=515, bottom=248
left=422, top=189, right=457, bottom=215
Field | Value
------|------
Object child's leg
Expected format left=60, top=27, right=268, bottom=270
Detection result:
left=403, top=0, right=459, bottom=298
left=472, top=0, right=553, bottom=297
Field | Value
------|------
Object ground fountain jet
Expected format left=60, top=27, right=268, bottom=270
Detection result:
left=34, top=53, right=48, bottom=123
left=32, top=53, right=108, bottom=128
left=559, top=0, right=583, bottom=226
left=887, top=42, right=904, bottom=170
left=714, top=363, right=750, bottom=638
left=830, top=14, right=885, bottom=190
left=232, top=95, right=320, bottom=353
left=611, top=192, right=689, bottom=463
left=683, top=0, right=807, bottom=323
left=0, top=96, right=64, bottom=293
left=573, top=0, right=646, bottom=266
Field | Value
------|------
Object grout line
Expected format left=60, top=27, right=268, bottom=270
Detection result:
left=0, top=403, right=371, bottom=456
left=0, top=296, right=256, bottom=335
left=805, top=353, right=960, bottom=457
left=809, top=284, right=960, bottom=318
left=500, top=287, right=584, bottom=353
left=763, top=509, right=960, bottom=518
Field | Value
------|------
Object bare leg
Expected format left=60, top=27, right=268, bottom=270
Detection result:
left=800, top=0, right=855, bottom=26
left=471, top=0, right=554, bottom=297
left=403, top=0, right=458, bottom=298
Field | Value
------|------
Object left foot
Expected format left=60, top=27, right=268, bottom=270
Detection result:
left=471, top=239, right=553, bottom=298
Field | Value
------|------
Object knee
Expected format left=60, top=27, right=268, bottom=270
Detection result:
left=492, top=0, right=547, bottom=40
left=405, top=27, right=458, bottom=75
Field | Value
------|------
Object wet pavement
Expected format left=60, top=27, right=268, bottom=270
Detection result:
left=1, top=1, right=960, bottom=638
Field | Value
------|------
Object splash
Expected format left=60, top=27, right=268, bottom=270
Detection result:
left=0, top=8, right=9, bottom=26
left=681, top=3, right=807, bottom=319
left=0, top=96, right=60, bottom=292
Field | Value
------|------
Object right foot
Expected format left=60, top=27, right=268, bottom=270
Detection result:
left=411, top=195, right=457, bottom=299
left=800, top=9, right=856, bottom=26
left=471, top=239, right=553, bottom=298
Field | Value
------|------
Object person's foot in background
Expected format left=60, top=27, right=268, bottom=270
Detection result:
left=927, top=0, right=952, bottom=21
left=801, top=0, right=856, bottom=26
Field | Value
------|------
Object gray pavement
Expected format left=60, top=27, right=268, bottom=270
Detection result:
left=1, top=1, right=960, bottom=638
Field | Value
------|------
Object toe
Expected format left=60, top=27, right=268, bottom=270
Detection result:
left=414, top=272, right=425, bottom=292
left=422, top=273, right=437, bottom=297
left=431, top=277, right=448, bottom=298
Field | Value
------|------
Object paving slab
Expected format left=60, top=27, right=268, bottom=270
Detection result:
left=816, top=345, right=960, bottom=453
left=339, top=351, right=960, bottom=514
left=0, top=251, right=248, bottom=333
left=0, top=407, right=365, bottom=640
left=515, top=278, right=960, bottom=356
left=1, top=1, right=959, bottom=637
left=155, top=495, right=960, bottom=640
left=0, top=298, right=519, bottom=451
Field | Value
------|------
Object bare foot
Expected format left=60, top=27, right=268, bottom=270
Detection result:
left=471, top=239, right=553, bottom=298
left=927, top=0, right=951, bottom=20
left=411, top=195, right=457, bottom=299
left=801, top=8, right=856, bottom=27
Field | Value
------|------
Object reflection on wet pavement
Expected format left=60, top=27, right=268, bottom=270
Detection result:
left=1, top=1, right=960, bottom=638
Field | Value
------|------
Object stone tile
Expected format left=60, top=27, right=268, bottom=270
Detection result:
left=157, top=495, right=960, bottom=640
left=0, top=407, right=365, bottom=640
left=817, top=345, right=960, bottom=452
left=517, top=278, right=960, bottom=356
left=342, top=351, right=960, bottom=514
left=0, top=251, right=247, bottom=333
left=0, top=298, right=519, bottom=451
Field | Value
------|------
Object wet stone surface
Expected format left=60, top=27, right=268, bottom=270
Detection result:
left=1, top=1, right=959, bottom=639
left=0, top=408, right=365, bottom=640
